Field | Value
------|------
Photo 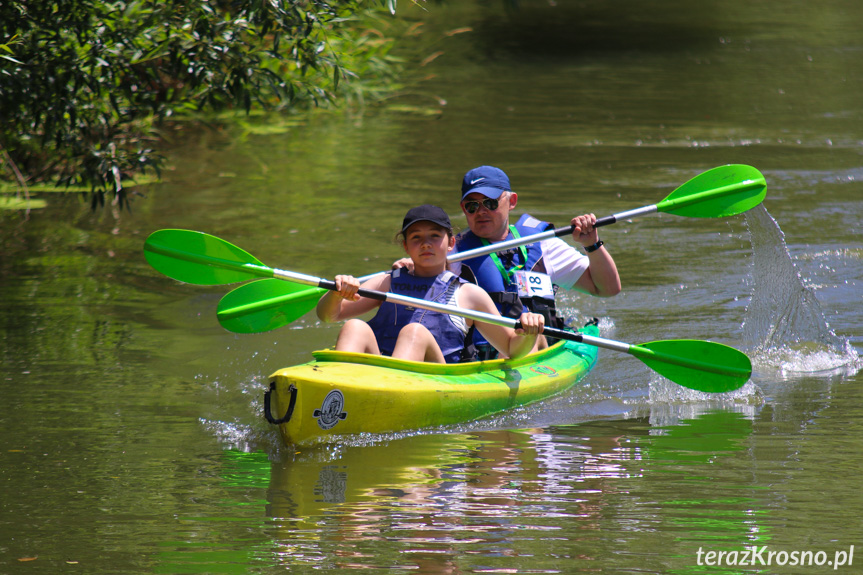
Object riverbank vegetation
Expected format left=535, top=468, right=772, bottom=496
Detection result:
left=1, top=0, right=410, bottom=212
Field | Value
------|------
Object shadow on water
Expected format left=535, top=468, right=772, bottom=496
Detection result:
left=467, top=0, right=725, bottom=57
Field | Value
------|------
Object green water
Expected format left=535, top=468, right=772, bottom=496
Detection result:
left=2, top=0, right=862, bottom=573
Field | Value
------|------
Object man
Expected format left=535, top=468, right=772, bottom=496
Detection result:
left=453, top=165, right=621, bottom=357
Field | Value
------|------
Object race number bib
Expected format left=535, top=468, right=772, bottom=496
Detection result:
left=514, top=271, right=554, bottom=300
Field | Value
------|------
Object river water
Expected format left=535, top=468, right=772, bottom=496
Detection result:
left=2, top=0, right=863, bottom=573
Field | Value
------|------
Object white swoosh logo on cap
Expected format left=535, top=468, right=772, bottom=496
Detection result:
left=470, top=177, right=485, bottom=185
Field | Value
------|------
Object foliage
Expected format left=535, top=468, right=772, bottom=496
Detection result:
left=0, top=0, right=403, bottom=210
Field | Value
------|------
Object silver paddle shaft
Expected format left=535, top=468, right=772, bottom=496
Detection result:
left=447, top=205, right=658, bottom=263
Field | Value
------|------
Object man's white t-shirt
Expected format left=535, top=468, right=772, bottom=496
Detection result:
left=537, top=236, right=590, bottom=290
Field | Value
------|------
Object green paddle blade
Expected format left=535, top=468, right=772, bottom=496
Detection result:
left=629, top=339, right=752, bottom=393
left=658, top=164, right=767, bottom=218
left=218, top=278, right=326, bottom=333
left=144, top=229, right=273, bottom=285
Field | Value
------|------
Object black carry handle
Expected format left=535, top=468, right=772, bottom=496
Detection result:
left=264, top=382, right=297, bottom=425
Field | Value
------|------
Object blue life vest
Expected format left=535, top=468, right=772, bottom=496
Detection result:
left=366, top=269, right=471, bottom=364
left=456, top=213, right=554, bottom=318
left=456, top=213, right=564, bottom=354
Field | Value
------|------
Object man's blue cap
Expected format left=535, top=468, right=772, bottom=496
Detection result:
left=460, top=166, right=511, bottom=200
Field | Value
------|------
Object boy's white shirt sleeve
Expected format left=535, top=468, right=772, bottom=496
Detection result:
left=541, top=237, right=589, bottom=290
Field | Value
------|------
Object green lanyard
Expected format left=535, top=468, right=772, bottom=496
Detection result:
left=482, top=225, right=528, bottom=286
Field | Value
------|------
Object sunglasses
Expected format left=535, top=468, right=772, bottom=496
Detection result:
left=462, top=198, right=500, bottom=214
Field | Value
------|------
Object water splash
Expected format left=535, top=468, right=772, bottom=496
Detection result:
left=742, top=205, right=858, bottom=374
left=647, top=374, right=763, bottom=406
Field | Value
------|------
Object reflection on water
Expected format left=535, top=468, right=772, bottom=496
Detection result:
left=158, top=412, right=764, bottom=573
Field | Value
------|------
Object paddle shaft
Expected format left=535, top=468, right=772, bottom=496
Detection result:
left=449, top=177, right=766, bottom=263
left=264, top=267, right=749, bottom=379
left=447, top=207, right=650, bottom=263
left=271, top=266, right=560, bottom=330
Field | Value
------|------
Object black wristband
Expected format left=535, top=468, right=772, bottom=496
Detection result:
left=584, top=240, right=604, bottom=253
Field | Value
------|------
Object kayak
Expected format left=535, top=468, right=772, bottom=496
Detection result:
left=265, top=320, right=600, bottom=446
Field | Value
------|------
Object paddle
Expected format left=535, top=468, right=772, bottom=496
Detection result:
left=143, top=165, right=766, bottom=284
left=143, top=230, right=752, bottom=392
left=144, top=165, right=765, bottom=314
left=450, top=163, right=766, bottom=261
left=142, top=228, right=380, bottom=326
left=215, top=275, right=750, bottom=393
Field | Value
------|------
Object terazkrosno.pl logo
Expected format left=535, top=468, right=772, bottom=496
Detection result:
left=696, top=545, right=854, bottom=569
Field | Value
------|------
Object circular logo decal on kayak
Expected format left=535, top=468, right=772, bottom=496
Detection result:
left=313, top=390, right=347, bottom=430
left=530, top=365, right=557, bottom=376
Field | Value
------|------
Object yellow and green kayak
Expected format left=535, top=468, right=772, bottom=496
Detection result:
left=265, top=321, right=600, bottom=446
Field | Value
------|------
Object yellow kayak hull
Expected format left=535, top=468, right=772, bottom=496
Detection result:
left=266, top=322, right=600, bottom=446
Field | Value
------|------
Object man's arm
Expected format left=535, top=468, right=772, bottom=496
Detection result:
left=542, top=237, right=621, bottom=297
left=568, top=213, right=621, bottom=297
left=573, top=245, right=621, bottom=297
